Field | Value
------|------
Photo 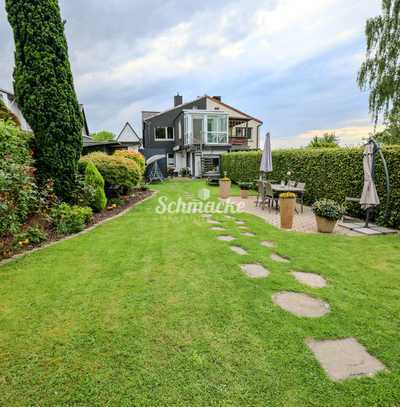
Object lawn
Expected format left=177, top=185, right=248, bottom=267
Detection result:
left=0, top=180, right=399, bottom=406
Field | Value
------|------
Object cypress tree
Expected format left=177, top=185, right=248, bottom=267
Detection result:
left=5, top=0, right=83, bottom=201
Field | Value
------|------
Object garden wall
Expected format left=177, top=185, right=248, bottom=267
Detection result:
left=221, top=147, right=400, bottom=228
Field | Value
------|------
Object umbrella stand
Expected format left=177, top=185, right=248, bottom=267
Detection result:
left=364, top=138, right=391, bottom=228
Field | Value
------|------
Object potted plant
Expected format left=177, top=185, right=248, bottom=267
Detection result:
left=279, top=192, right=296, bottom=229
left=219, top=172, right=231, bottom=199
left=312, top=199, right=345, bottom=233
left=239, top=182, right=252, bottom=199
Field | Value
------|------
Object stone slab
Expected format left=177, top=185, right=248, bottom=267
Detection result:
left=241, top=264, right=269, bottom=278
left=261, top=241, right=275, bottom=248
left=207, top=219, right=221, bottom=225
left=210, top=227, right=225, bottom=231
left=230, top=246, right=248, bottom=255
left=271, top=253, right=290, bottom=263
left=241, top=232, right=255, bottom=237
left=217, top=235, right=236, bottom=242
left=272, top=292, right=330, bottom=317
left=235, top=221, right=246, bottom=225
left=306, top=337, right=386, bottom=381
left=291, top=272, right=327, bottom=288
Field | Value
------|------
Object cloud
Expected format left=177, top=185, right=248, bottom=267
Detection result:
left=271, top=122, right=385, bottom=149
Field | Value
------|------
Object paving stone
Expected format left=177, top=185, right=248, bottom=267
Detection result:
left=238, top=226, right=249, bottom=230
left=230, top=246, right=248, bottom=255
left=207, top=219, right=221, bottom=225
left=241, top=264, right=269, bottom=278
left=261, top=240, right=276, bottom=248
left=291, top=271, right=327, bottom=288
left=201, top=213, right=212, bottom=218
left=271, top=253, right=290, bottom=263
left=241, top=232, right=255, bottom=237
left=306, top=338, right=386, bottom=381
left=217, top=235, right=236, bottom=242
left=235, top=221, right=246, bottom=225
left=224, top=215, right=233, bottom=219
left=272, top=292, right=330, bottom=317
left=210, top=227, right=225, bottom=231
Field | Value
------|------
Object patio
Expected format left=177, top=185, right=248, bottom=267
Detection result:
left=227, top=196, right=363, bottom=236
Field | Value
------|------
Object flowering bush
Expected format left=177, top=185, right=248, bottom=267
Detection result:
left=312, top=199, right=345, bottom=220
left=50, top=203, right=93, bottom=235
left=279, top=192, right=296, bottom=199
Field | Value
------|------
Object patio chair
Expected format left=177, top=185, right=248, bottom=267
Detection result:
left=255, top=181, right=266, bottom=208
left=287, top=180, right=296, bottom=187
left=265, top=182, right=279, bottom=210
left=296, top=182, right=305, bottom=213
left=280, top=180, right=286, bottom=186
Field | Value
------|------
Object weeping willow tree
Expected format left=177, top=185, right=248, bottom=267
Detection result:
left=358, top=0, right=400, bottom=131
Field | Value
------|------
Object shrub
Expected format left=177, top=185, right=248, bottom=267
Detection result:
left=15, top=225, right=48, bottom=246
left=6, top=0, right=83, bottom=201
left=0, top=121, right=37, bottom=237
left=312, top=199, right=345, bottom=221
left=221, top=147, right=400, bottom=228
left=50, top=203, right=93, bottom=235
left=239, top=182, right=252, bottom=190
left=84, top=161, right=107, bottom=212
left=113, top=150, right=145, bottom=173
left=80, top=152, right=142, bottom=196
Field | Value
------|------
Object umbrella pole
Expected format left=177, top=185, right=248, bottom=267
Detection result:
left=365, top=141, right=377, bottom=228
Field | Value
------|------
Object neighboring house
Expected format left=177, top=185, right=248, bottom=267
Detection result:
left=142, top=94, right=263, bottom=177
left=0, top=87, right=123, bottom=154
left=116, top=122, right=142, bottom=151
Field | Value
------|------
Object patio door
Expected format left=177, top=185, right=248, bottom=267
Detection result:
left=192, top=117, right=203, bottom=144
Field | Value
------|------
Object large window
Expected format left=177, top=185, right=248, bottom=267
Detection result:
left=235, top=127, right=252, bottom=139
left=155, top=127, right=174, bottom=141
left=166, top=153, right=175, bottom=167
left=207, top=116, right=228, bottom=144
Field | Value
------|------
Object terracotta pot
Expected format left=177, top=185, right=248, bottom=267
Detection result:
left=219, top=180, right=231, bottom=199
left=315, top=215, right=337, bottom=233
left=240, top=189, right=249, bottom=199
left=279, top=198, right=296, bottom=229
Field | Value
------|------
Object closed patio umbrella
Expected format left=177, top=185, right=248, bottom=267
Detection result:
left=360, top=143, right=380, bottom=209
left=260, top=132, right=273, bottom=174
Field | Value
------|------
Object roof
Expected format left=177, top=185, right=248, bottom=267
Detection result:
left=142, top=95, right=263, bottom=124
left=117, top=122, right=141, bottom=143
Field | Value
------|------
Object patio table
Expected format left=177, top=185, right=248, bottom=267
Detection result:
left=270, top=184, right=304, bottom=194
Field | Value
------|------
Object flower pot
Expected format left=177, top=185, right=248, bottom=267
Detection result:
left=279, top=197, right=296, bottom=229
left=315, top=215, right=337, bottom=233
left=219, top=180, right=231, bottom=199
left=240, top=189, right=249, bottom=199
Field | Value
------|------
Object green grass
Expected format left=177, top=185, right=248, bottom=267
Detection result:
left=1, top=180, right=400, bottom=406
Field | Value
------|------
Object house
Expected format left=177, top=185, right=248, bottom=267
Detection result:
left=0, top=87, right=124, bottom=154
left=116, top=122, right=142, bottom=151
left=142, top=94, right=263, bottom=177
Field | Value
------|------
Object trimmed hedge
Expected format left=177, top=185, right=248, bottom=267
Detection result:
left=80, top=152, right=142, bottom=196
left=113, top=150, right=145, bottom=174
left=221, top=147, right=400, bottom=228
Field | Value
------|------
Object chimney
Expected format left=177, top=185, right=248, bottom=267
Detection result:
left=212, top=96, right=222, bottom=102
left=174, top=93, right=183, bottom=107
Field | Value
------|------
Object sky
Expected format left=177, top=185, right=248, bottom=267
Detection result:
left=0, top=0, right=384, bottom=149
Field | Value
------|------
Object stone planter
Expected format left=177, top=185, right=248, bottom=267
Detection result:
left=315, top=215, right=337, bottom=233
left=219, top=180, right=231, bottom=199
left=240, top=189, right=249, bottom=199
left=279, top=197, right=296, bottom=229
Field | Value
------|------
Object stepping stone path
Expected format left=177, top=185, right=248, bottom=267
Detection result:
left=271, top=253, right=290, bottom=263
left=261, top=240, right=275, bottom=248
left=291, top=272, right=327, bottom=288
left=210, top=227, right=225, bottom=231
left=272, top=292, right=330, bottom=317
left=238, top=226, right=249, bottom=230
left=230, top=246, right=248, bottom=255
left=207, top=220, right=221, bottom=225
left=224, top=215, right=233, bottom=219
left=201, top=213, right=212, bottom=219
left=241, top=232, right=255, bottom=237
left=217, top=235, right=236, bottom=242
left=241, top=264, right=269, bottom=278
left=235, top=221, right=246, bottom=225
left=306, top=338, right=385, bottom=381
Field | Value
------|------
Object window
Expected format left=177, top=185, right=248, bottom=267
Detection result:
left=155, top=127, right=174, bottom=141
left=235, top=127, right=252, bottom=139
left=207, top=116, right=228, bottom=144
left=167, top=153, right=175, bottom=167
left=178, top=120, right=182, bottom=140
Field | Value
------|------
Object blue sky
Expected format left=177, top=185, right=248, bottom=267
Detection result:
left=0, top=0, right=383, bottom=148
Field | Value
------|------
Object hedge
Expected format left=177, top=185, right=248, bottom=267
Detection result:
left=221, top=147, right=400, bottom=229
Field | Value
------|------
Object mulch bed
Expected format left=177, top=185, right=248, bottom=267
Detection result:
left=0, top=189, right=153, bottom=263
